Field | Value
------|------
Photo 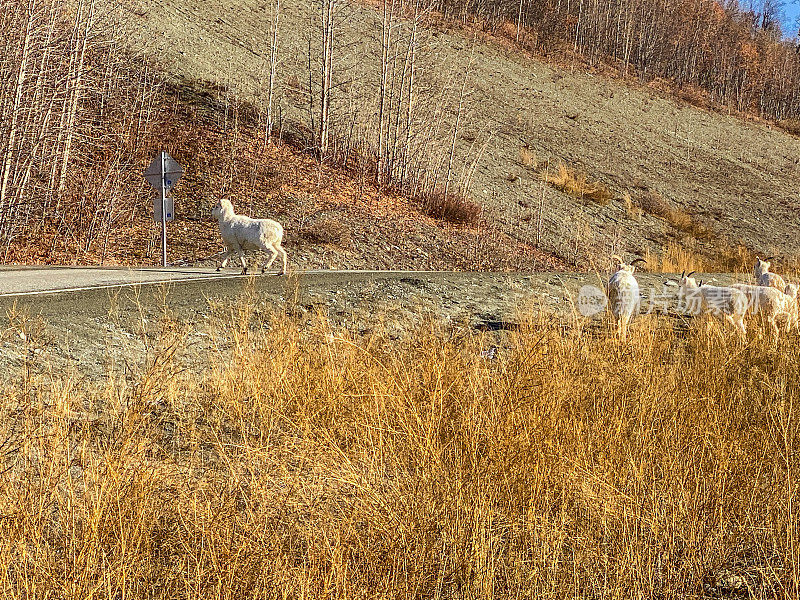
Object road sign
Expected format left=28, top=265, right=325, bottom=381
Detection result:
left=154, top=196, right=174, bottom=222
left=144, top=151, right=183, bottom=267
left=144, top=153, right=183, bottom=191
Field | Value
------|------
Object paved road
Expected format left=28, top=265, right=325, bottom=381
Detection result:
left=0, top=266, right=286, bottom=297
left=0, top=266, right=479, bottom=298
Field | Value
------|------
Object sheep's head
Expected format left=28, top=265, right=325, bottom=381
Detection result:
left=212, top=198, right=234, bottom=219
left=611, top=255, right=645, bottom=274
left=629, top=257, right=646, bottom=274
left=754, top=256, right=774, bottom=279
left=785, top=283, right=798, bottom=299
left=678, top=270, right=698, bottom=288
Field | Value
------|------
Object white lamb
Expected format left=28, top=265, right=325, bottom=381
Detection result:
left=754, top=256, right=786, bottom=290
left=672, top=272, right=748, bottom=336
left=731, top=282, right=798, bottom=336
left=606, top=255, right=644, bottom=340
left=212, top=198, right=287, bottom=275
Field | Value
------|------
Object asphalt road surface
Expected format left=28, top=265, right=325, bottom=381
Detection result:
left=0, top=266, right=262, bottom=297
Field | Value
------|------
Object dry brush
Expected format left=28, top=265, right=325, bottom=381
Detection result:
left=0, top=300, right=796, bottom=598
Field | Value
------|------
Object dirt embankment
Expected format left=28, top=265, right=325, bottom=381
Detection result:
left=109, top=0, right=800, bottom=268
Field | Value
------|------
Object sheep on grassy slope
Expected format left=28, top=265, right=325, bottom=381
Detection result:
left=673, top=272, right=748, bottom=336
left=212, top=198, right=287, bottom=275
left=731, top=282, right=799, bottom=336
left=606, top=255, right=644, bottom=340
left=754, top=256, right=786, bottom=290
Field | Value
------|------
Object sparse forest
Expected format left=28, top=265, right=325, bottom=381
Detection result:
left=0, top=0, right=164, bottom=262
left=437, top=0, right=800, bottom=120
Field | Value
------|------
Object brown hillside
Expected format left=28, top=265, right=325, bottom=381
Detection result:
left=106, top=0, right=800, bottom=269
left=2, top=0, right=800, bottom=270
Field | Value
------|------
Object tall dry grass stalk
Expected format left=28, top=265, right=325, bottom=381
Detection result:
left=0, top=301, right=797, bottom=598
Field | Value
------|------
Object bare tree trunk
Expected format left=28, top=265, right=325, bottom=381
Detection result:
left=376, top=0, right=395, bottom=185
left=56, top=0, right=93, bottom=207
left=306, top=35, right=316, bottom=145
left=444, top=48, right=473, bottom=200
left=0, top=0, right=35, bottom=231
left=318, top=0, right=336, bottom=155
left=401, top=38, right=415, bottom=186
left=265, top=0, right=280, bottom=146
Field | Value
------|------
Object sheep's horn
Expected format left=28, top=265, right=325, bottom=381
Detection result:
left=631, top=258, right=647, bottom=265
left=610, top=254, right=623, bottom=264
left=687, top=271, right=696, bottom=277
left=681, top=270, right=686, bottom=278
left=764, top=256, right=775, bottom=261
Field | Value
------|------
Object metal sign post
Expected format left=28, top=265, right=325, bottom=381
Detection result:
left=144, top=151, right=183, bottom=267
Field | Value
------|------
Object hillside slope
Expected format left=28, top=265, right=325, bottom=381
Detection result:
left=112, top=0, right=800, bottom=269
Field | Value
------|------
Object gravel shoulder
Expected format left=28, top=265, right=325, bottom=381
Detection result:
left=0, top=270, right=750, bottom=386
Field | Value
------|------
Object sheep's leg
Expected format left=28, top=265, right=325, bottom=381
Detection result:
left=276, top=244, right=288, bottom=275
left=262, top=245, right=278, bottom=273
left=725, top=314, right=745, bottom=337
left=217, top=250, right=232, bottom=271
left=734, top=315, right=747, bottom=338
left=263, top=243, right=287, bottom=275
left=616, top=316, right=628, bottom=341
left=722, top=315, right=732, bottom=330
left=769, top=317, right=779, bottom=339
left=239, top=251, right=248, bottom=275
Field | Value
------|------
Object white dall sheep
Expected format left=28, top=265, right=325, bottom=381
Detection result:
left=754, top=256, right=786, bottom=290
left=673, top=272, right=748, bottom=336
left=212, top=198, right=287, bottom=275
left=731, top=282, right=798, bottom=336
left=606, top=255, right=644, bottom=340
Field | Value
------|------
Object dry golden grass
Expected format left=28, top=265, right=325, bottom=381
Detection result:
left=420, top=189, right=482, bottom=225
left=544, top=163, right=613, bottom=205
left=783, top=259, right=800, bottom=280
left=637, top=190, right=713, bottom=240
left=299, top=216, right=353, bottom=247
left=518, top=146, right=538, bottom=169
left=622, top=191, right=643, bottom=221
left=778, top=118, right=800, bottom=137
left=713, top=242, right=756, bottom=275
left=641, top=240, right=755, bottom=275
left=642, top=241, right=708, bottom=273
left=0, top=300, right=797, bottom=598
